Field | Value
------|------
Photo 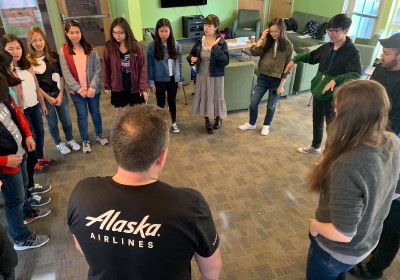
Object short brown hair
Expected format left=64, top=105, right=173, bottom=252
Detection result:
left=111, top=105, right=172, bottom=172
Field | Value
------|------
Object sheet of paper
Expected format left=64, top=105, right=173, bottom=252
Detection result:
left=286, top=30, right=296, bottom=33
left=297, top=34, right=312, bottom=39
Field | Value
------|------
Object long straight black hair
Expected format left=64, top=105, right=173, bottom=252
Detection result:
left=0, top=50, right=21, bottom=87
left=264, top=18, right=287, bottom=53
left=0, top=74, right=10, bottom=103
left=107, top=17, right=138, bottom=53
left=0, top=34, right=31, bottom=70
left=64, top=20, right=93, bottom=55
left=153, top=18, right=178, bottom=60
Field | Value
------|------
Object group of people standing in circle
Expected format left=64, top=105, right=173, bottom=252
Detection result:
left=1, top=10, right=400, bottom=279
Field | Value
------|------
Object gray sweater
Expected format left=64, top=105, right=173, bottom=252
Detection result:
left=315, top=133, right=400, bottom=264
left=59, top=46, right=102, bottom=94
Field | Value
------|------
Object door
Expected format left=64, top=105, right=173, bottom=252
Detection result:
left=269, top=0, right=293, bottom=21
left=238, top=0, right=265, bottom=27
left=56, top=0, right=111, bottom=58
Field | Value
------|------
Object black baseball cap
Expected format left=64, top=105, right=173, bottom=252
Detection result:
left=379, top=32, right=400, bottom=48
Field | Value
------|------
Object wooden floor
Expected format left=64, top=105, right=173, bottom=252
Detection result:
left=2, top=86, right=399, bottom=279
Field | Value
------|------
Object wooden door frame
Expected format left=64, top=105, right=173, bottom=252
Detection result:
left=54, top=0, right=111, bottom=58
left=237, top=0, right=267, bottom=28
left=266, top=0, right=293, bottom=22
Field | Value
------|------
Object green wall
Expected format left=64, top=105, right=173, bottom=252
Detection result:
left=140, top=0, right=238, bottom=39
left=111, top=0, right=130, bottom=19
left=111, top=0, right=143, bottom=39
left=292, top=0, right=345, bottom=18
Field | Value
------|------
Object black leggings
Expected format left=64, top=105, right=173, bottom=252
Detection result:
left=155, top=76, right=178, bottom=123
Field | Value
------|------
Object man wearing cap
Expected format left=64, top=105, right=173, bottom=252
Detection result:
left=350, top=32, right=400, bottom=279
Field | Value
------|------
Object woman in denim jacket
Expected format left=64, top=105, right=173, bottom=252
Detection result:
left=60, top=20, right=108, bottom=154
left=187, top=14, right=229, bottom=134
left=147, top=18, right=183, bottom=133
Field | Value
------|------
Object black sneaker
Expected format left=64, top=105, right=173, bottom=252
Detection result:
left=28, top=194, right=51, bottom=207
left=28, top=183, right=52, bottom=195
left=14, top=234, right=49, bottom=251
left=24, top=208, right=51, bottom=224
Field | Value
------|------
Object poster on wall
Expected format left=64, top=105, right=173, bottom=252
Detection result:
left=0, top=0, right=44, bottom=38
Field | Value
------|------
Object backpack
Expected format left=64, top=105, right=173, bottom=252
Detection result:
left=222, top=27, right=233, bottom=39
left=284, top=18, right=298, bottom=32
left=303, top=20, right=319, bottom=37
left=313, top=22, right=328, bottom=40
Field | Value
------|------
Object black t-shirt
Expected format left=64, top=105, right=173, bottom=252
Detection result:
left=34, top=51, right=63, bottom=93
left=120, top=51, right=131, bottom=92
left=67, top=177, right=219, bottom=280
left=371, top=65, right=400, bottom=135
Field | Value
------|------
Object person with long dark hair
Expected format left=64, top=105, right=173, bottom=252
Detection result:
left=239, top=18, right=293, bottom=136
left=306, top=80, right=400, bottom=279
left=60, top=20, right=108, bottom=154
left=27, top=26, right=80, bottom=155
left=0, top=73, right=50, bottom=251
left=187, top=14, right=229, bottom=134
left=0, top=36, right=53, bottom=210
left=104, top=17, right=148, bottom=109
left=147, top=18, right=183, bottom=133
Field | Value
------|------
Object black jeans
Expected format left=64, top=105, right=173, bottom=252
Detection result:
left=0, top=224, right=18, bottom=280
left=367, top=199, right=400, bottom=275
left=155, top=76, right=178, bottom=123
left=312, top=97, right=335, bottom=149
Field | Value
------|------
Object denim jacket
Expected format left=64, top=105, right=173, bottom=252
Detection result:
left=187, top=36, right=229, bottom=77
left=147, top=41, right=183, bottom=87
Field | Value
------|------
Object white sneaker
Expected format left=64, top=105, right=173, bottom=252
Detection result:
left=82, top=141, right=92, bottom=153
left=172, top=123, right=180, bottom=133
left=238, top=123, right=256, bottom=130
left=297, top=145, right=321, bottom=154
left=261, top=125, right=270, bottom=136
left=67, top=139, right=81, bottom=151
left=56, top=142, right=71, bottom=155
left=95, top=135, right=109, bottom=145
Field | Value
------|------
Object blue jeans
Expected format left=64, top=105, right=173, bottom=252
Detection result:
left=1, top=169, right=33, bottom=243
left=249, top=74, right=281, bottom=126
left=23, top=104, right=44, bottom=159
left=44, top=91, right=74, bottom=145
left=307, top=235, right=353, bottom=280
left=70, top=93, right=103, bottom=141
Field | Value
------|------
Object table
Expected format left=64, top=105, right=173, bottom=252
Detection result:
left=226, top=38, right=254, bottom=60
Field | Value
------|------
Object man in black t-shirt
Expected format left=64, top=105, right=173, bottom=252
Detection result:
left=350, top=33, right=400, bottom=279
left=67, top=105, right=222, bottom=280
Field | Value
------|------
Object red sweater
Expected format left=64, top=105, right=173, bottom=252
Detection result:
left=0, top=97, right=33, bottom=175
left=103, top=41, right=148, bottom=93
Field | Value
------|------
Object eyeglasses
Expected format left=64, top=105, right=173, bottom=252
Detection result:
left=112, top=31, right=125, bottom=36
left=326, top=28, right=342, bottom=35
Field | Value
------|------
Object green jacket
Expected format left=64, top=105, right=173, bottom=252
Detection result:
left=293, top=37, right=362, bottom=100
left=250, top=38, right=293, bottom=79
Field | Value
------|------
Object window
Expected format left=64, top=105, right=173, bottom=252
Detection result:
left=389, top=3, right=400, bottom=35
left=345, top=0, right=382, bottom=38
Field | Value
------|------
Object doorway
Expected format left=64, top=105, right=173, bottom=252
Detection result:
left=56, top=0, right=111, bottom=58
left=268, top=0, right=293, bottom=21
